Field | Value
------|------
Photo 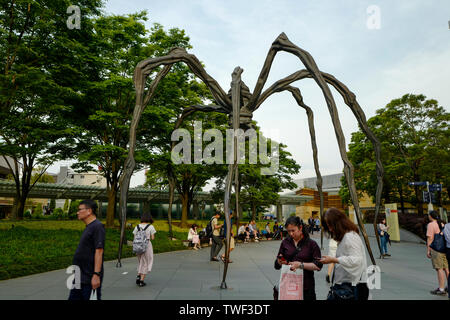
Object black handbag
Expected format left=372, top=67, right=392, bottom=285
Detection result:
left=327, top=282, right=355, bottom=300
left=430, top=232, right=447, bottom=253
left=327, top=265, right=355, bottom=300
left=327, top=265, right=367, bottom=301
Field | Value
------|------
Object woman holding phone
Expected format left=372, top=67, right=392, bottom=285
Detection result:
left=273, top=216, right=323, bottom=300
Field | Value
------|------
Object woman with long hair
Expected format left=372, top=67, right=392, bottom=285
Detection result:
left=320, top=208, right=369, bottom=300
left=132, top=213, right=156, bottom=287
left=378, top=217, right=390, bottom=257
left=274, top=216, right=322, bottom=300
left=188, top=224, right=201, bottom=250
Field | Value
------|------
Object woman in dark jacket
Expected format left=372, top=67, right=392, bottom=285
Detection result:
left=274, top=216, right=323, bottom=300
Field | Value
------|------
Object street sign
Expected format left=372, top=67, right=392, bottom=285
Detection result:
left=429, top=184, right=442, bottom=192
left=409, top=181, right=427, bottom=186
left=431, top=192, right=438, bottom=205
left=423, top=191, right=430, bottom=203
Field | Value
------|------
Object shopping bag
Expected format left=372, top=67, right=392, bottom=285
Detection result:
left=89, top=289, right=97, bottom=300
left=278, top=264, right=303, bottom=300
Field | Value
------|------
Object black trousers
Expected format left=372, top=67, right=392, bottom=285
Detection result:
left=210, top=235, right=223, bottom=260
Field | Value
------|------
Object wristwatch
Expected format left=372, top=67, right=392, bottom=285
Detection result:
left=93, top=272, right=101, bottom=277
left=300, top=262, right=304, bottom=269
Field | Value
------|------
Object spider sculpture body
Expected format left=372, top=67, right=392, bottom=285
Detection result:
left=117, top=33, right=385, bottom=288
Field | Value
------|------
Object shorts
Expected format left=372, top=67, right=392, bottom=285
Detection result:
left=431, top=249, right=449, bottom=270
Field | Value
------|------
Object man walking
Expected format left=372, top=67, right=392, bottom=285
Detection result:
left=210, top=212, right=223, bottom=262
left=68, top=200, right=105, bottom=300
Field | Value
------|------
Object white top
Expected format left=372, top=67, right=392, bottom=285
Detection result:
left=333, top=231, right=368, bottom=286
left=132, top=223, right=156, bottom=240
left=238, top=226, right=246, bottom=235
left=328, top=238, right=338, bottom=257
left=188, top=228, right=197, bottom=240
left=378, top=223, right=388, bottom=232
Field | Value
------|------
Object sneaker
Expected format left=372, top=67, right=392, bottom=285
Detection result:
left=210, top=257, right=219, bottom=262
left=138, top=280, right=146, bottom=287
left=136, top=275, right=140, bottom=285
left=385, top=253, right=391, bottom=257
left=430, top=288, right=446, bottom=295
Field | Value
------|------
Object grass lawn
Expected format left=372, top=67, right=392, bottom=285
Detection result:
left=0, top=218, right=273, bottom=281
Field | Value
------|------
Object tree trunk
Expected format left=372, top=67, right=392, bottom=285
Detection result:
left=106, top=187, right=116, bottom=228
left=399, top=184, right=405, bottom=214
left=180, top=192, right=189, bottom=228
left=167, top=179, right=175, bottom=238
left=11, top=196, right=26, bottom=220
left=251, top=203, right=257, bottom=221
left=10, top=197, right=19, bottom=220
left=16, top=196, right=26, bottom=220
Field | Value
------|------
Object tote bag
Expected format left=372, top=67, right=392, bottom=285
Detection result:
left=278, top=264, right=303, bottom=300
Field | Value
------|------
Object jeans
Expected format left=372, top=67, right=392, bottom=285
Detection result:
left=68, top=284, right=102, bottom=300
left=380, top=235, right=388, bottom=255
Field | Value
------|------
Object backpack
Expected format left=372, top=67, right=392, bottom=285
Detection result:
left=133, top=224, right=151, bottom=255
left=205, top=218, right=215, bottom=238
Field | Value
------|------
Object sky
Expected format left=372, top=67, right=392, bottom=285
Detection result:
left=50, top=0, right=450, bottom=189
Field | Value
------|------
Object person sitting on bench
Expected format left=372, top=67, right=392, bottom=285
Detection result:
left=238, top=223, right=250, bottom=242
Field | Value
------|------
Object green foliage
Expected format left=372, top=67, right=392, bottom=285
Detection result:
left=341, top=94, right=449, bottom=213
left=32, top=205, right=43, bottom=219
left=63, top=199, right=69, bottom=214
left=211, top=123, right=301, bottom=220
left=24, top=210, right=32, bottom=219
left=0, top=221, right=187, bottom=280
left=68, top=200, right=82, bottom=220
left=49, top=199, right=56, bottom=211
left=0, top=0, right=104, bottom=219
left=51, top=208, right=64, bottom=220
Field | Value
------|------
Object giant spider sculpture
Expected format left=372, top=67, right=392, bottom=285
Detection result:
left=117, top=33, right=385, bottom=289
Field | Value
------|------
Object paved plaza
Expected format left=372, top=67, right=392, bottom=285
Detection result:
left=0, top=226, right=447, bottom=300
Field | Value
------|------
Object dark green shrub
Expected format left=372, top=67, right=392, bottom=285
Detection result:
left=68, top=200, right=81, bottom=220
left=52, top=208, right=64, bottom=220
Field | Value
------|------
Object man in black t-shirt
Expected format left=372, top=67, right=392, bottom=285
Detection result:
left=68, top=199, right=105, bottom=300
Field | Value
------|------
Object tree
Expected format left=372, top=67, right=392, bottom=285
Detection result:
left=342, top=94, right=449, bottom=215
left=64, top=13, right=194, bottom=228
left=0, top=0, right=102, bottom=219
left=212, top=123, right=300, bottom=224
left=144, top=110, right=229, bottom=229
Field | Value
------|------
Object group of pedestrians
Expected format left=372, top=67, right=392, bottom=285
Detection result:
left=307, top=215, right=321, bottom=235
left=274, top=207, right=369, bottom=301
left=66, top=198, right=450, bottom=301
left=68, top=199, right=157, bottom=300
